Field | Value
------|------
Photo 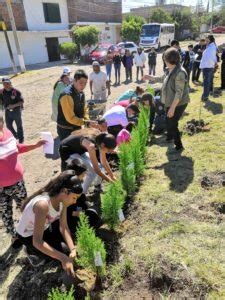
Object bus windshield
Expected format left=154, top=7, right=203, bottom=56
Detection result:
left=141, top=25, right=160, bottom=37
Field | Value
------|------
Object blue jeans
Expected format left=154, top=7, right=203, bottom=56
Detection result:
left=202, top=68, right=214, bottom=100
left=114, top=63, right=121, bottom=83
left=106, top=64, right=112, bottom=81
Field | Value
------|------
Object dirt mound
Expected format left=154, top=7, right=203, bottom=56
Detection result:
left=184, top=119, right=210, bottom=136
left=201, top=172, right=225, bottom=189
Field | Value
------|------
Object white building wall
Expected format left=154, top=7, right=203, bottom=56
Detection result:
left=23, top=0, right=69, bottom=31
left=0, top=31, right=71, bottom=69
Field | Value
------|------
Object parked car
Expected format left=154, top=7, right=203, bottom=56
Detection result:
left=117, top=42, right=138, bottom=55
left=89, top=43, right=120, bottom=64
left=212, top=26, right=225, bottom=34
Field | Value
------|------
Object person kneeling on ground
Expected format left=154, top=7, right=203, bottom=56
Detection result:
left=59, top=129, right=117, bottom=193
left=0, top=113, right=45, bottom=247
left=16, top=171, right=83, bottom=274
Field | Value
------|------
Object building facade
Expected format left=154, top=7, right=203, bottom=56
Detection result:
left=0, top=0, right=122, bottom=70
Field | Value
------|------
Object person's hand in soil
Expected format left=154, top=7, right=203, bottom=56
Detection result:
left=61, top=255, right=75, bottom=277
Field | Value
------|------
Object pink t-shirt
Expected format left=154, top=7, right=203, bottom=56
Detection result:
left=113, top=100, right=130, bottom=108
left=0, top=128, right=28, bottom=188
left=116, top=129, right=131, bottom=145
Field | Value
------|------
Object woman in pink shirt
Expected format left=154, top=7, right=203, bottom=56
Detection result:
left=0, top=114, right=45, bottom=243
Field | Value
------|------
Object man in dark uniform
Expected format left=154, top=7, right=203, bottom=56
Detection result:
left=57, top=69, right=89, bottom=141
left=0, top=77, right=24, bottom=143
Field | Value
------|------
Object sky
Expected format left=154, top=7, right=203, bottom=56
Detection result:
left=122, top=0, right=199, bottom=13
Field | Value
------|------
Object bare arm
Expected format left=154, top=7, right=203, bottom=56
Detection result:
left=60, top=206, right=76, bottom=257
left=82, top=139, right=113, bottom=182
left=100, top=150, right=115, bottom=180
left=90, top=80, right=93, bottom=95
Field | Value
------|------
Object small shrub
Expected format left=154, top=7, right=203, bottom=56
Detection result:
left=137, top=106, right=150, bottom=158
left=76, top=214, right=106, bottom=276
left=101, top=180, right=126, bottom=230
left=130, top=127, right=145, bottom=178
left=48, top=287, right=74, bottom=300
left=118, top=142, right=136, bottom=196
left=59, top=42, right=78, bottom=62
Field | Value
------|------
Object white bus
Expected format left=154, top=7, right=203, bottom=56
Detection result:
left=139, top=23, right=175, bottom=49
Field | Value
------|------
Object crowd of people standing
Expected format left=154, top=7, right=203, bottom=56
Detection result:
left=0, top=34, right=224, bottom=277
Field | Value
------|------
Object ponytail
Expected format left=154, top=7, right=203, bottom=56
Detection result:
left=22, top=170, right=83, bottom=211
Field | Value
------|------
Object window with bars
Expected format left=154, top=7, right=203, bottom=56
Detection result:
left=43, top=3, right=61, bottom=23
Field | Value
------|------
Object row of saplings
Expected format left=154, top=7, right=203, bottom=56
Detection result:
left=48, top=106, right=150, bottom=299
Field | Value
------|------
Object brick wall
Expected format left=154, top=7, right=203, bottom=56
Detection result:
left=67, top=0, right=122, bottom=25
left=0, top=0, right=27, bottom=30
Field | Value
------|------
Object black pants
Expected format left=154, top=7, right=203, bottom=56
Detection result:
left=108, top=125, right=123, bottom=137
left=17, top=220, right=66, bottom=258
left=166, top=104, right=187, bottom=149
left=5, top=107, right=24, bottom=143
left=192, top=61, right=201, bottom=82
left=136, top=67, right=144, bottom=80
left=221, top=62, right=225, bottom=89
left=125, top=67, right=132, bottom=80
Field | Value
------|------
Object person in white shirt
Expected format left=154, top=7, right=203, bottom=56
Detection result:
left=17, top=171, right=83, bottom=273
left=89, top=61, right=110, bottom=101
left=200, top=35, right=218, bottom=102
left=134, top=47, right=146, bottom=82
left=98, top=105, right=129, bottom=137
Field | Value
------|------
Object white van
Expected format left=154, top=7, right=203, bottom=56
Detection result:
left=140, top=23, right=175, bottom=49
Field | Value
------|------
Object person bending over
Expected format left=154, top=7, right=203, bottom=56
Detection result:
left=59, top=129, right=117, bottom=193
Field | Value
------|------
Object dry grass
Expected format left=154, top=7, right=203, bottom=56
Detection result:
left=104, top=73, right=225, bottom=298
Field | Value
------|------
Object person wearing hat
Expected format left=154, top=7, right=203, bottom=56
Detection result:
left=89, top=61, right=110, bottom=102
left=0, top=77, right=24, bottom=143
left=134, top=47, right=146, bottom=82
left=57, top=69, right=89, bottom=141
left=200, top=35, right=218, bottom=102
left=63, top=66, right=73, bottom=83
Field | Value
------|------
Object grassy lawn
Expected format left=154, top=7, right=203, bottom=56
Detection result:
left=104, top=73, right=225, bottom=298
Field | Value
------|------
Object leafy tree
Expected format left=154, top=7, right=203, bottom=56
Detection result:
left=149, top=8, right=172, bottom=23
left=48, top=287, right=74, bottom=300
left=101, top=180, right=126, bottom=230
left=76, top=214, right=106, bottom=276
left=171, top=9, right=199, bottom=40
left=121, top=15, right=146, bottom=44
left=59, top=42, right=78, bottom=63
left=137, top=106, right=150, bottom=159
left=73, top=25, right=100, bottom=47
left=130, top=127, right=145, bottom=178
left=118, top=142, right=136, bottom=196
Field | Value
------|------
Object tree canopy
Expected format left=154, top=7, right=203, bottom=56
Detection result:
left=73, top=25, right=100, bottom=46
left=149, top=8, right=173, bottom=23
left=121, top=15, right=146, bottom=44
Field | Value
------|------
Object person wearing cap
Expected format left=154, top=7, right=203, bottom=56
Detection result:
left=134, top=47, right=146, bottom=82
left=200, top=35, right=218, bottom=102
left=57, top=69, right=89, bottom=141
left=63, top=66, right=73, bottom=83
left=0, top=77, right=24, bottom=143
left=51, top=74, right=70, bottom=122
left=89, top=61, right=110, bottom=102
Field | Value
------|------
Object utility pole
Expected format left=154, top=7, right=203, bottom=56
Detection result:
left=210, top=0, right=215, bottom=33
left=0, top=21, right=18, bottom=73
left=6, top=0, right=26, bottom=72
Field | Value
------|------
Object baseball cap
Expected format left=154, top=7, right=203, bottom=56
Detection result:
left=92, top=61, right=100, bottom=66
left=2, top=77, right=11, bottom=83
left=63, top=66, right=71, bottom=74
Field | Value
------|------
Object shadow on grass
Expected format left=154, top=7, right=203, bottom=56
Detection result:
left=204, top=100, right=223, bottom=115
left=154, top=150, right=194, bottom=193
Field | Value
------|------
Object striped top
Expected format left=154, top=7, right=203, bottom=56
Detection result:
left=0, top=128, right=28, bottom=187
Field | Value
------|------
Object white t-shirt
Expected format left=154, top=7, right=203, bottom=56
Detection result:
left=103, top=105, right=128, bottom=127
left=17, top=193, right=63, bottom=237
left=89, top=71, right=107, bottom=93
